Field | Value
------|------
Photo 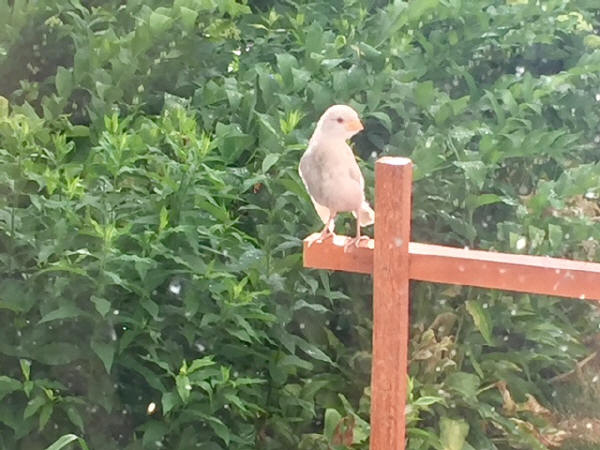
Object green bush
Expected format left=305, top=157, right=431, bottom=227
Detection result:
left=1, top=0, right=600, bottom=449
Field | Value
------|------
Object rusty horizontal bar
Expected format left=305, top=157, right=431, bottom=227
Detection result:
left=302, top=237, right=600, bottom=301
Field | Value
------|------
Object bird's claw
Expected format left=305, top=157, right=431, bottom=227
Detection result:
left=343, top=235, right=370, bottom=252
left=307, top=231, right=335, bottom=248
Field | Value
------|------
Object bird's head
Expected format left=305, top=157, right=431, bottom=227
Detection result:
left=316, top=104, right=364, bottom=140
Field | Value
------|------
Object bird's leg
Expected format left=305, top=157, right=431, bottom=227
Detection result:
left=307, top=213, right=336, bottom=247
left=343, top=213, right=370, bottom=252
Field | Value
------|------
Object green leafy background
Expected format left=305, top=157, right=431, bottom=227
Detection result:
left=1, top=0, right=600, bottom=448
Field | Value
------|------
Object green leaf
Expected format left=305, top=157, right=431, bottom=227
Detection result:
left=466, top=193, right=504, bottom=210
left=38, top=403, right=53, bottom=430
left=528, top=225, right=545, bottom=250
left=65, top=406, right=85, bottom=434
left=24, top=395, right=46, bottom=419
left=159, top=205, right=169, bottom=232
left=179, top=6, right=198, bottom=31
left=142, top=421, right=168, bottom=448
left=0, top=279, right=35, bottom=313
left=412, top=395, right=445, bottom=408
left=55, top=66, right=73, bottom=98
left=455, top=161, right=487, bottom=190
left=262, top=153, right=280, bottom=173
left=66, top=125, right=90, bottom=137
left=583, top=34, right=600, bottom=48
left=90, top=296, right=111, bottom=317
left=368, top=111, right=392, bottom=132
left=20, top=359, right=31, bottom=381
left=176, top=373, right=191, bottom=403
left=188, top=357, right=215, bottom=373
left=44, top=434, right=87, bottom=450
left=324, top=408, right=342, bottom=441
left=0, top=95, right=8, bottom=118
left=440, top=417, right=469, bottom=450
left=141, top=298, right=159, bottom=318
left=295, top=337, right=334, bottom=364
left=91, top=340, right=115, bottom=374
left=207, top=416, right=230, bottom=446
left=548, top=224, right=563, bottom=250
left=293, top=300, right=329, bottom=313
left=31, top=344, right=81, bottom=365
left=444, top=372, right=480, bottom=401
left=161, top=392, right=179, bottom=415
left=149, top=10, right=173, bottom=33
left=415, top=81, right=435, bottom=108
left=0, top=376, right=21, bottom=401
left=38, top=304, right=85, bottom=324
left=466, top=300, right=493, bottom=345
left=276, top=53, right=298, bottom=86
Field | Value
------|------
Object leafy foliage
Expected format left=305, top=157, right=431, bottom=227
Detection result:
left=1, top=0, right=600, bottom=448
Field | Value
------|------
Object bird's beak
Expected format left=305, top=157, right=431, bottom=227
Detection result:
left=345, top=119, right=364, bottom=132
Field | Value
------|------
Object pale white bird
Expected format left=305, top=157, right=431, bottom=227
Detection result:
left=299, top=104, right=375, bottom=250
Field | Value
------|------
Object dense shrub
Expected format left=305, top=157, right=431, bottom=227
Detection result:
left=1, top=0, right=600, bottom=449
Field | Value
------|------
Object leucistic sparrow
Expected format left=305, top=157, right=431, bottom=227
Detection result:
left=299, top=104, right=374, bottom=251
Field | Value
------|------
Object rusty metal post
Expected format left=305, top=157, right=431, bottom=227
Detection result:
left=370, top=157, right=413, bottom=450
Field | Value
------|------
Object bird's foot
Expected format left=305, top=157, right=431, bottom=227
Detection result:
left=306, top=230, right=335, bottom=247
left=343, top=235, right=370, bottom=252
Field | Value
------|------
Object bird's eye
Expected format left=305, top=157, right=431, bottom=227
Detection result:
left=336, top=117, right=344, bottom=123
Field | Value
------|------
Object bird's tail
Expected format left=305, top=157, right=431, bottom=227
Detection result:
left=353, top=202, right=375, bottom=227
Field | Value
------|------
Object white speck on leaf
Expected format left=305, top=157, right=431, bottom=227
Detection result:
left=147, top=402, right=157, bottom=415
left=585, top=191, right=598, bottom=199
left=169, top=280, right=182, bottom=295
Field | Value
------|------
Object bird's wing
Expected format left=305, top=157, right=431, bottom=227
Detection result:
left=299, top=152, right=331, bottom=224
left=344, top=153, right=374, bottom=225
left=346, top=156, right=365, bottom=190
left=312, top=199, right=332, bottom=225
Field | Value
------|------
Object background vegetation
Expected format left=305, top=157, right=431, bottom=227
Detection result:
left=1, top=0, right=600, bottom=448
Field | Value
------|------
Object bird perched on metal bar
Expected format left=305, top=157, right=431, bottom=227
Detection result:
left=299, top=104, right=375, bottom=251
